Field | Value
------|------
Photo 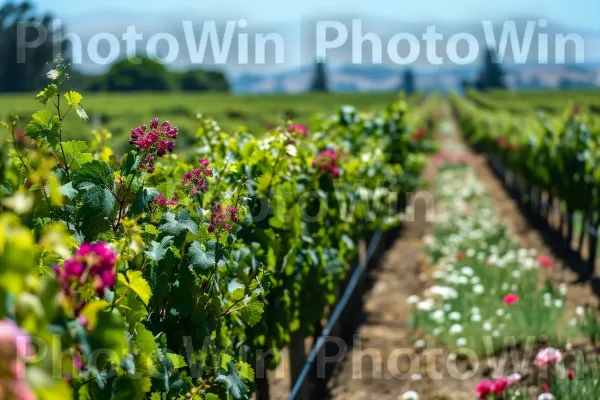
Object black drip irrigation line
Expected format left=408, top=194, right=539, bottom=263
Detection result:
left=288, top=229, right=384, bottom=400
left=488, top=158, right=599, bottom=238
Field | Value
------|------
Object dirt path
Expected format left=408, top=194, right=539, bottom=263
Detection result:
left=326, top=103, right=478, bottom=400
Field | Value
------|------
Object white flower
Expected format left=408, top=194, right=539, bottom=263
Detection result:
left=414, top=339, right=426, bottom=349
left=471, top=314, right=482, bottom=322
left=461, top=266, right=474, bottom=276
left=496, top=309, right=505, bottom=317
left=576, top=306, right=585, bottom=316
left=285, top=144, right=297, bottom=157
left=432, top=328, right=441, bottom=335
left=410, top=373, right=422, bottom=381
left=449, top=324, right=463, bottom=335
left=492, top=330, right=501, bottom=337
left=456, top=337, right=468, bottom=346
left=473, top=284, right=484, bottom=294
left=406, top=295, right=420, bottom=305
left=417, top=299, right=434, bottom=311
left=554, top=299, right=564, bottom=308
left=431, top=310, right=445, bottom=323
left=538, top=394, right=555, bottom=400
left=449, top=311, right=461, bottom=321
left=511, top=270, right=521, bottom=279
left=471, top=307, right=480, bottom=315
left=400, top=390, right=419, bottom=400
left=46, top=69, right=60, bottom=80
left=483, top=322, right=493, bottom=331
left=559, top=283, right=568, bottom=296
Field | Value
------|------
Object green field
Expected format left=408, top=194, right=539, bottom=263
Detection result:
left=0, top=92, right=415, bottom=153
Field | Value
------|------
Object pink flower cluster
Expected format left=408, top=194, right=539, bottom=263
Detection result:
left=0, top=319, right=35, bottom=400
left=129, top=118, right=178, bottom=173
left=535, top=347, right=562, bottom=369
left=313, top=149, right=341, bottom=178
left=154, top=194, right=178, bottom=208
left=208, top=204, right=239, bottom=235
left=182, top=159, right=213, bottom=196
left=53, top=242, right=117, bottom=298
left=287, top=124, right=309, bottom=137
left=475, top=373, right=520, bottom=399
left=431, top=150, right=473, bottom=166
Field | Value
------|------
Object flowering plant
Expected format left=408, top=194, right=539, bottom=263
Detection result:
left=0, top=57, right=434, bottom=399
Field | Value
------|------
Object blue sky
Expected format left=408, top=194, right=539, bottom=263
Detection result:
left=22, top=0, right=600, bottom=32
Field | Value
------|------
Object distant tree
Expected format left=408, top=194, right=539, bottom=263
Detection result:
left=475, top=47, right=506, bottom=91
left=402, top=69, right=416, bottom=94
left=0, top=1, right=66, bottom=92
left=460, top=79, right=472, bottom=94
left=177, top=69, right=230, bottom=92
left=105, top=57, right=171, bottom=91
left=310, top=60, right=328, bottom=92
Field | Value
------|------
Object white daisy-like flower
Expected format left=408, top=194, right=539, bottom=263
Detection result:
left=400, top=390, right=419, bottom=400
left=538, top=394, right=555, bottom=400
left=483, top=322, right=493, bottom=331
left=406, top=295, right=420, bottom=305
left=449, top=311, right=461, bottom=321
left=576, top=306, right=585, bottom=316
left=410, top=373, right=422, bottom=381
left=559, top=283, right=568, bottom=296
left=414, top=339, right=426, bottom=349
left=456, top=337, right=468, bottom=346
left=417, top=299, right=434, bottom=311
left=285, top=144, right=297, bottom=157
left=554, top=299, right=564, bottom=308
left=473, top=284, right=484, bottom=294
left=449, top=324, right=463, bottom=335
left=471, top=314, right=482, bottom=322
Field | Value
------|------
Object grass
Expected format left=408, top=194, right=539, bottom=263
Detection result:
left=0, top=92, right=413, bottom=153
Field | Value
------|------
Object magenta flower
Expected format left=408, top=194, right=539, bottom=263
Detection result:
left=154, top=194, right=178, bottom=208
left=503, top=293, right=519, bottom=305
left=182, top=159, right=213, bottom=196
left=129, top=118, right=178, bottom=173
left=287, top=124, right=309, bottom=137
left=53, top=242, right=118, bottom=298
left=475, top=379, right=494, bottom=399
left=208, top=204, right=239, bottom=236
left=313, top=149, right=341, bottom=178
left=538, top=255, right=552, bottom=269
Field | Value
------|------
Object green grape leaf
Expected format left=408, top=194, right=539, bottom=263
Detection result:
left=118, top=270, right=152, bottom=305
left=188, top=240, right=228, bottom=271
left=64, top=90, right=83, bottom=106
left=215, top=362, right=248, bottom=400
left=35, top=84, right=58, bottom=105
left=166, top=353, right=187, bottom=369
left=145, top=235, right=174, bottom=262
left=240, top=299, right=264, bottom=327
left=25, top=109, right=60, bottom=146
left=159, top=210, right=198, bottom=236
left=61, top=140, right=94, bottom=168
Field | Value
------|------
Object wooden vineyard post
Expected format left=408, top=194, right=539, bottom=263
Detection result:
left=289, top=331, right=308, bottom=400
